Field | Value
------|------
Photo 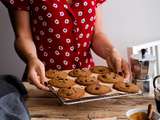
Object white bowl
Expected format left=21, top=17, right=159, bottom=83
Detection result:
left=126, top=108, right=147, bottom=119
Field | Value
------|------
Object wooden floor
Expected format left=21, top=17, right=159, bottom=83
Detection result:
left=25, top=83, right=156, bottom=120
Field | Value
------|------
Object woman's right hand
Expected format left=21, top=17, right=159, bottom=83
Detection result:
left=27, top=58, right=49, bottom=91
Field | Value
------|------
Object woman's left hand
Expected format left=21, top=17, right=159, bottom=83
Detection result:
left=106, top=49, right=131, bottom=81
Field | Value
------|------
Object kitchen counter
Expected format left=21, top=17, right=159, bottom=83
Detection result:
left=24, top=82, right=156, bottom=120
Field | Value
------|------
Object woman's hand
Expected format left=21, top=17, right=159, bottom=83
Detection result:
left=27, top=58, right=49, bottom=91
left=9, top=11, right=49, bottom=90
left=106, top=49, right=131, bottom=81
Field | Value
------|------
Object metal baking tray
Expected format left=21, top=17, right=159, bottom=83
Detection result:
left=47, top=70, right=142, bottom=105
left=48, top=85, right=142, bottom=105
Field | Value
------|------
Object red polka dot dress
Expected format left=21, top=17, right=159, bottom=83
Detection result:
left=2, top=0, right=106, bottom=70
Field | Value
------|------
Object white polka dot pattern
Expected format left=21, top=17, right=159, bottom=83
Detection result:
left=60, top=11, right=64, bottom=16
left=4, top=0, right=107, bottom=70
left=42, top=5, right=47, bottom=10
left=88, top=8, right=92, bottom=13
left=64, top=4, right=68, bottom=9
left=55, top=34, right=60, bottom=38
left=58, top=46, right=63, bottom=50
left=54, top=19, right=59, bottom=24
left=55, top=50, right=60, bottom=55
left=47, top=38, right=53, bottom=43
left=65, top=52, right=70, bottom=57
left=44, top=51, right=48, bottom=56
left=52, top=3, right=58, bottom=8
left=70, top=46, right=74, bottom=51
left=40, top=30, right=45, bottom=36
left=75, top=57, right=79, bottom=62
left=63, top=60, right=68, bottom=65
left=50, top=58, right=54, bottom=63
left=63, top=28, right=67, bottom=33
left=56, top=65, right=61, bottom=69
left=78, top=11, right=83, bottom=16
left=66, top=38, right=71, bottom=43
left=10, top=0, right=14, bottom=4
left=79, top=33, right=83, bottom=38
left=72, top=64, right=76, bottom=69
left=48, top=28, right=53, bottom=33
left=75, top=2, right=80, bottom=7
left=64, top=19, right=70, bottom=24
left=36, top=36, right=40, bottom=40
left=39, top=45, right=44, bottom=51
left=47, top=13, right=52, bottom=18
left=83, top=1, right=88, bottom=6
left=34, top=7, right=39, bottom=12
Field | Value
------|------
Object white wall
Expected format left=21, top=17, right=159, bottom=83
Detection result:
left=93, top=0, right=160, bottom=65
left=0, top=3, right=25, bottom=78
left=0, top=0, right=160, bottom=77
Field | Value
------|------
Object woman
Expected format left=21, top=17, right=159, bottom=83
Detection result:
left=1, top=0, right=130, bottom=91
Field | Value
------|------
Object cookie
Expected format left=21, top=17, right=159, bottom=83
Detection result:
left=58, top=87, right=85, bottom=99
left=46, top=69, right=68, bottom=79
left=90, top=66, right=111, bottom=74
left=113, top=82, right=139, bottom=93
left=48, top=78, right=75, bottom=88
left=68, top=68, right=91, bottom=77
left=85, top=84, right=111, bottom=95
left=98, top=72, right=124, bottom=84
left=76, top=76, right=98, bottom=86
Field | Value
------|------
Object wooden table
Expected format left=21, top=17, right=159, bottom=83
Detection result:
left=25, top=83, right=156, bottom=120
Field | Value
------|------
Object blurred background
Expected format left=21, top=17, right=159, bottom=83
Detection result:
left=0, top=0, right=160, bottom=78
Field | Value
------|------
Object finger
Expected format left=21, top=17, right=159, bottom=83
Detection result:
left=29, top=70, right=49, bottom=91
left=122, top=60, right=131, bottom=81
left=27, top=73, right=34, bottom=84
left=106, top=57, right=115, bottom=72
left=124, top=71, right=130, bottom=81
left=38, top=65, right=47, bottom=84
left=115, top=57, right=122, bottom=73
left=28, top=79, right=34, bottom=85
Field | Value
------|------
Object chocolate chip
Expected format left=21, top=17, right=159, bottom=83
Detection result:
left=95, top=84, right=100, bottom=90
left=66, top=92, right=73, bottom=96
left=96, top=84, right=101, bottom=87
left=80, top=80, right=83, bottom=82
left=113, top=75, right=116, bottom=79
left=125, top=83, right=130, bottom=87
left=95, top=87, right=99, bottom=90
left=102, top=75, right=106, bottom=78
left=118, top=72, right=123, bottom=76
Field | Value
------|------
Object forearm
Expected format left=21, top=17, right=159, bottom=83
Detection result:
left=8, top=10, right=38, bottom=63
left=15, top=37, right=38, bottom=63
left=91, top=32, right=114, bottom=60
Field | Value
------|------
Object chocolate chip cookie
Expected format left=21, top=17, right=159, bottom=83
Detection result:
left=58, top=87, right=85, bottom=99
left=90, top=66, right=111, bottom=74
left=68, top=68, right=91, bottom=77
left=113, top=82, right=139, bottom=93
left=46, top=69, right=68, bottom=79
left=85, top=84, right=111, bottom=95
left=98, top=72, right=124, bottom=84
left=76, top=76, right=98, bottom=86
left=48, top=78, right=75, bottom=88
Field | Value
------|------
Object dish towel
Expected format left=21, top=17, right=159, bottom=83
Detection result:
left=0, top=75, right=30, bottom=120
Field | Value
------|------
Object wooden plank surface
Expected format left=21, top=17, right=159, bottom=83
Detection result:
left=24, top=83, right=156, bottom=120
